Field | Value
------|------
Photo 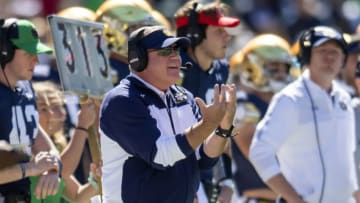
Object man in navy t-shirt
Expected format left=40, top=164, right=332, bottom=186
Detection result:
left=174, top=2, right=240, bottom=202
left=0, top=19, right=61, bottom=202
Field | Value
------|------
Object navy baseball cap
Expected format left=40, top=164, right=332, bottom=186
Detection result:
left=128, top=26, right=190, bottom=50
left=310, top=26, right=347, bottom=52
left=343, top=33, right=360, bottom=54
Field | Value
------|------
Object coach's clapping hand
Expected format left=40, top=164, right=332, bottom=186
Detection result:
left=195, top=84, right=228, bottom=127
left=186, top=84, right=235, bottom=150
left=220, top=84, right=236, bottom=129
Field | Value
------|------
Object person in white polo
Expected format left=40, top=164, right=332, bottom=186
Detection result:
left=250, top=26, right=360, bottom=203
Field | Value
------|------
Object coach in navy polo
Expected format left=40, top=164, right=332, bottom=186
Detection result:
left=99, top=26, right=236, bottom=203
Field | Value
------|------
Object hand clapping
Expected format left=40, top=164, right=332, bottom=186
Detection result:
left=195, top=84, right=236, bottom=128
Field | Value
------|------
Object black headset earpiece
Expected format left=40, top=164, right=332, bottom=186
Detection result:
left=128, top=28, right=148, bottom=72
left=0, top=18, right=17, bottom=69
left=299, top=26, right=348, bottom=66
left=356, top=59, right=360, bottom=77
left=299, top=29, right=314, bottom=65
left=187, top=2, right=204, bottom=48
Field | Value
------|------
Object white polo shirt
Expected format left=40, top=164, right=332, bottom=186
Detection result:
left=250, top=69, right=358, bottom=203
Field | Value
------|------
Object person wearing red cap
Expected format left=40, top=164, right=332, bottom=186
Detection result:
left=174, top=1, right=240, bottom=203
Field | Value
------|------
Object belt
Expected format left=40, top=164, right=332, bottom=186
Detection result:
left=1, top=193, right=30, bottom=203
left=202, top=181, right=219, bottom=203
left=245, top=198, right=275, bottom=203
left=275, top=197, right=287, bottom=203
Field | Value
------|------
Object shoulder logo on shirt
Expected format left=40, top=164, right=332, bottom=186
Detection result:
left=15, top=86, right=33, bottom=100
left=25, top=92, right=33, bottom=100
left=339, top=101, right=347, bottom=111
left=215, top=73, right=223, bottom=82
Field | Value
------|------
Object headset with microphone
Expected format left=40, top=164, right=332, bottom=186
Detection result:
left=128, top=27, right=148, bottom=72
left=186, top=2, right=205, bottom=48
left=180, top=61, right=193, bottom=70
left=0, top=18, right=25, bottom=143
left=0, top=18, right=17, bottom=69
left=298, top=26, right=347, bottom=66
left=129, top=26, right=193, bottom=73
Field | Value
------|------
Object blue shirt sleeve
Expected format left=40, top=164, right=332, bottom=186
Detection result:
left=197, top=144, right=219, bottom=170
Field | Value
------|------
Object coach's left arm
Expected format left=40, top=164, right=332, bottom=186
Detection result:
left=203, top=84, right=236, bottom=158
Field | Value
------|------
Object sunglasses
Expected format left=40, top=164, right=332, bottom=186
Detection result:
left=149, top=47, right=180, bottom=56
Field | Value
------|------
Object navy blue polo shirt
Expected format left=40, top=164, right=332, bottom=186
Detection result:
left=179, top=51, right=230, bottom=183
left=179, top=52, right=229, bottom=104
left=0, top=80, right=38, bottom=195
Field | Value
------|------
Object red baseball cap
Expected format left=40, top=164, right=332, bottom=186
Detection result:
left=175, top=8, right=240, bottom=28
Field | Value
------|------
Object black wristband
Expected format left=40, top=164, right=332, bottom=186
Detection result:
left=215, top=125, right=234, bottom=138
left=55, top=157, right=63, bottom=178
left=19, top=163, right=26, bottom=179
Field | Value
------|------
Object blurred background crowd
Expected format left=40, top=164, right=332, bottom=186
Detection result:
left=2, top=0, right=360, bottom=202
left=2, top=0, right=360, bottom=56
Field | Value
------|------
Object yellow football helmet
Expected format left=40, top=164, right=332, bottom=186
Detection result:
left=290, top=40, right=300, bottom=58
left=230, top=34, right=298, bottom=92
left=95, top=0, right=164, bottom=57
left=150, top=9, right=172, bottom=32
left=43, top=7, right=97, bottom=49
left=57, top=7, right=96, bottom=21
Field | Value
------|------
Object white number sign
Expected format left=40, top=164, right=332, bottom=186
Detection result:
left=48, top=15, right=113, bottom=98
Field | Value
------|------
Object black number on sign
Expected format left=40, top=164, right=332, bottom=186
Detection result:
left=78, top=27, right=92, bottom=77
left=58, top=23, right=75, bottom=73
left=95, top=33, right=109, bottom=78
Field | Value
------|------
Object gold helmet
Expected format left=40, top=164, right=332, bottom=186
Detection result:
left=57, top=7, right=96, bottom=21
left=150, top=9, right=172, bottom=31
left=290, top=40, right=300, bottom=58
left=48, top=7, right=97, bottom=49
left=95, top=0, right=161, bottom=57
left=230, top=34, right=298, bottom=92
